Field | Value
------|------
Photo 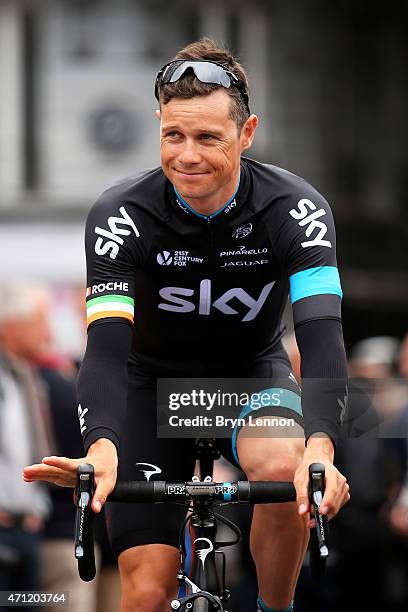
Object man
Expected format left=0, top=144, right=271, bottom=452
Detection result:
left=389, top=332, right=408, bottom=536
left=24, top=38, right=350, bottom=612
left=0, top=282, right=53, bottom=607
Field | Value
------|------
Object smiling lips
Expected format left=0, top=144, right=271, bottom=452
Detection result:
left=174, top=169, right=208, bottom=176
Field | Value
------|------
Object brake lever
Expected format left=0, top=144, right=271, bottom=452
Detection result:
left=308, top=463, right=329, bottom=558
left=74, top=463, right=96, bottom=581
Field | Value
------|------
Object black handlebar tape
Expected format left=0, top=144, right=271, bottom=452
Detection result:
left=109, top=481, right=166, bottom=502
left=248, top=481, right=296, bottom=504
left=109, top=480, right=296, bottom=503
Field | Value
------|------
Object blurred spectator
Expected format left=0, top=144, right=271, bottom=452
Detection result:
left=36, top=286, right=120, bottom=612
left=0, top=282, right=54, bottom=609
left=283, top=333, right=408, bottom=610
left=349, top=336, right=406, bottom=421
left=329, top=335, right=408, bottom=611
left=349, top=336, right=401, bottom=379
left=399, top=334, right=408, bottom=379
left=389, top=333, right=408, bottom=537
left=38, top=364, right=102, bottom=612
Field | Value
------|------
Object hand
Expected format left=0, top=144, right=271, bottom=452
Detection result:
left=294, top=434, right=350, bottom=528
left=23, top=438, right=118, bottom=513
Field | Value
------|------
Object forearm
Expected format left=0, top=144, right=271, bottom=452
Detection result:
left=77, top=322, right=132, bottom=453
left=295, top=318, right=348, bottom=446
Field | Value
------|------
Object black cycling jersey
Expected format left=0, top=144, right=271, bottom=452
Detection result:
left=77, top=156, right=347, bottom=450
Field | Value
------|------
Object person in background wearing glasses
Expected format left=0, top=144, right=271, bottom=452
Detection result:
left=24, top=38, right=350, bottom=612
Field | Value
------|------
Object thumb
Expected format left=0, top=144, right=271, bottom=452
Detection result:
left=92, top=478, right=111, bottom=513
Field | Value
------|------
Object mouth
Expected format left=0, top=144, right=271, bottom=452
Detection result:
left=174, top=169, right=208, bottom=176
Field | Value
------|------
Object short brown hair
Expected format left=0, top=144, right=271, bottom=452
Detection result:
left=158, top=37, right=250, bottom=131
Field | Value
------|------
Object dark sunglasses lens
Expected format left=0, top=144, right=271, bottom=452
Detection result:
left=169, top=62, right=231, bottom=88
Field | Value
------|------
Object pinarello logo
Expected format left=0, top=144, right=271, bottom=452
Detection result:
left=232, top=223, right=252, bottom=239
left=136, top=463, right=162, bottom=481
left=157, top=251, right=173, bottom=266
left=194, top=538, right=214, bottom=567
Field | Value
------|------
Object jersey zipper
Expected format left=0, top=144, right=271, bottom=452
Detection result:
left=206, top=216, right=216, bottom=273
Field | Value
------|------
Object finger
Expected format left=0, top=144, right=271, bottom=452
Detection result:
left=42, top=456, right=83, bottom=471
left=92, top=499, right=102, bottom=513
left=30, top=473, right=67, bottom=486
left=320, top=475, right=339, bottom=515
left=92, top=478, right=114, bottom=513
left=294, top=475, right=310, bottom=516
left=320, top=493, right=334, bottom=515
left=24, top=464, right=76, bottom=487
left=23, top=464, right=59, bottom=480
left=323, top=481, right=349, bottom=518
left=342, top=491, right=351, bottom=507
left=333, top=482, right=350, bottom=513
left=24, top=463, right=62, bottom=476
left=307, top=518, right=316, bottom=529
left=325, top=502, right=344, bottom=521
left=23, top=464, right=42, bottom=477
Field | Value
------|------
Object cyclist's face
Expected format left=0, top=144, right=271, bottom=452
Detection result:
left=159, top=89, right=257, bottom=208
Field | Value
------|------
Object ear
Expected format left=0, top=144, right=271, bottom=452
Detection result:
left=155, top=109, right=161, bottom=120
left=240, top=114, right=258, bottom=152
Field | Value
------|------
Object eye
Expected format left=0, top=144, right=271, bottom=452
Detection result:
left=165, top=131, right=182, bottom=139
left=199, top=133, right=216, bottom=141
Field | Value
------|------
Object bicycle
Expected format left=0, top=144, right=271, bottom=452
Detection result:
left=74, top=441, right=329, bottom=611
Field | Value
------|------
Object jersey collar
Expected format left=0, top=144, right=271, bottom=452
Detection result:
left=168, top=162, right=249, bottom=223
left=173, top=175, right=240, bottom=220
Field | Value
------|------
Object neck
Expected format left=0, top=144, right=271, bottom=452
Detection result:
left=174, top=172, right=241, bottom=219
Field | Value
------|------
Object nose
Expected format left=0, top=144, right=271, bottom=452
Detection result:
left=177, top=138, right=202, bottom=166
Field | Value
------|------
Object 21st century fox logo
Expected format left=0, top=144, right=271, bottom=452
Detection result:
left=157, top=251, right=203, bottom=267
left=157, top=251, right=173, bottom=266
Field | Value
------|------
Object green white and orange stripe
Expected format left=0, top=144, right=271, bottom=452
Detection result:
left=86, top=294, right=134, bottom=326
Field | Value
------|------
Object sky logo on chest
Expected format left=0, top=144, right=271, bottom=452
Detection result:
left=158, top=279, right=276, bottom=322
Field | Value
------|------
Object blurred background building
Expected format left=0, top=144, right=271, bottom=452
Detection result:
left=1, top=0, right=407, bottom=355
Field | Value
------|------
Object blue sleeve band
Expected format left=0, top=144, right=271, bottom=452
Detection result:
left=289, top=266, right=343, bottom=304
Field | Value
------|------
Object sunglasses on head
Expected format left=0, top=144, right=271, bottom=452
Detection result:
left=155, top=60, right=250, bottom=115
